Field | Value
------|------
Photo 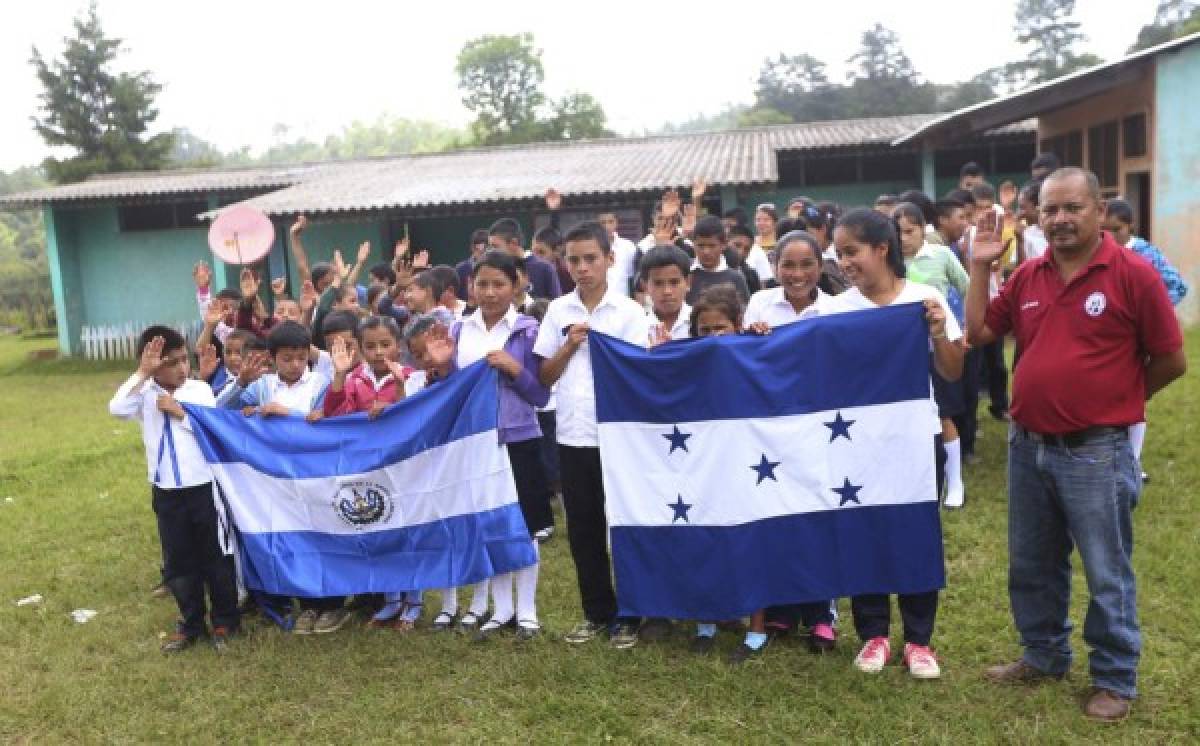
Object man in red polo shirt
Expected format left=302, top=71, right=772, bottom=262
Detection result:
left=965, top=167, right=1186, bottom=723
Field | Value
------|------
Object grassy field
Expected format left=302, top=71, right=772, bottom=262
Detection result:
left=0, top=332, right=1196, bottom=744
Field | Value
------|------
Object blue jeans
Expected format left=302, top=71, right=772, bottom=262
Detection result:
left=1007, top=426, right=1142, bottom=698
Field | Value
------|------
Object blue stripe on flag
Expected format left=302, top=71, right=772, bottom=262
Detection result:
left=611, top=502, right=945, bottom=620
left=184, top=361, right=498, bottom=479
left=238, top=503, right=536, bottom=597
left=590, top=302, right=931, bottom=424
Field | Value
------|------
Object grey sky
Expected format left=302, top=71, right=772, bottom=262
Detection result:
left=0, top=0, right=1159, bottom=171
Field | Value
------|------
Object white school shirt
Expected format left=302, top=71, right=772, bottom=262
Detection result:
left=109, top=376, right=216, bottom=488
left=456, top=306, right=518, bottom=368
left=747, top=243, right=776, bottom=282
left=825, top=280, right=962, bottom=434
left=743, top=287, right=835, bottom=328
left=608, top=235, right=639, bottom=297
left=691, top=256, right=729, bottom=272
left=649, top=302, right=692, bottom=342
left=404, top=370, right=428, bottom=397
left=1023, top=225, right=1048, bottom=261
left=533, top=286, right=650, bottom=447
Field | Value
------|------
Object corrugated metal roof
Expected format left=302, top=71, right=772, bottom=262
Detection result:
left=0, top=113, right=1036, bottom=214
left=895, top=31, right=1200, bottom=145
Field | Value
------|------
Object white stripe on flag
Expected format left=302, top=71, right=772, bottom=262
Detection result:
left=215, top=430, right=516, bottom=535
left=599, top=399, right=937, bottom=527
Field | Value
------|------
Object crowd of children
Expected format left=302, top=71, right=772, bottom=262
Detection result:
left=112, top=156, right=1187, bottom=676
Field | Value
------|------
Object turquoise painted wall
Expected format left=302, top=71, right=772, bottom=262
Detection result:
left=406, top=212, right=533, bottom=267
left=64, top=206, right=210, bottom=327
left=740, top=181, right=922, bottom=213
left=287, top=216, right=388, bottom=292
left=1154, top=43, right=1200, bottom=324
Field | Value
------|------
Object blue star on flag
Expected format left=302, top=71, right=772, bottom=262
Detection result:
left=751, top=454, right=781, bottom=485
left=832, top=477, right=863, bottom=506
left=667, top=494, right=692, bottom=523
left=662, top=425, right=692, bottom=454
left=824, top=411, right=856, bottom=442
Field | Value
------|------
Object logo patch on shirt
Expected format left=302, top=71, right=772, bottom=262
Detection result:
left=1021, top=300, right=1040, bottom=311
left=1083, top=291, right=1107, bottom=317
left=332, top=481, right=394, bottom=529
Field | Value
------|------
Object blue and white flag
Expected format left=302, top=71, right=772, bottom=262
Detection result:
left=184, top=362, right=536, bottom=598
left=590, top=302, right=945, bottom=620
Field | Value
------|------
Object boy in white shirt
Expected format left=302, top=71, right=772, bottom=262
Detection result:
left=641, top=245, right=693, bottom=344
left=109, top=326, right=239, bottom=653
left=534, top=222, right=649, bottom=649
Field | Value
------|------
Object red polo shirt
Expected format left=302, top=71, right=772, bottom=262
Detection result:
left=985, top=231, right=1183, bottom=434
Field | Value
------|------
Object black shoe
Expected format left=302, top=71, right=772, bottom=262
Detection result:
left=727, top=641, right=766, bottom=665
left=689, top=634, right=716, bottom=655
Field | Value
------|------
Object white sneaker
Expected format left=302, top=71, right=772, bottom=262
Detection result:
left=903, top=642, right=941, bottom=679
left=944, top=484, right=964, bottom=509
left=854, top=636, right=891, bottom=673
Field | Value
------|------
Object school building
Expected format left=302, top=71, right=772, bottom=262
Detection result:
left=2, top=32, right=1196, bottom=356
left=899, top=31, right=1200, bottom=322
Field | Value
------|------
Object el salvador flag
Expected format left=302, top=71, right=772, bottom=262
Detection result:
left=590, top=302, right=945, bottom=620
left=183, top=362, right=536, bottom=598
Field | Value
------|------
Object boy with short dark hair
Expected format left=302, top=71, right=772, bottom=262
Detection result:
left=725, top=224, right=763, bottom=295
left=640, top=245, right=693, bottom=342
left=687, top=216, right=750, bottom=306
left=109, top=326, right=239, bottom=653
left=534, top=222, right=649, bottom=649
left=488, top=218, right=562, bottom=300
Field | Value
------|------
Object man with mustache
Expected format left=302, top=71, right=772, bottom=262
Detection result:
left=964, top=168, right=1186, bottom=723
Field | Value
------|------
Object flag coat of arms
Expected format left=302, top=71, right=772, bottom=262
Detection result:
left=589, top=303, right=945, bottom=620
left=184, top=361, right=536, bottom=598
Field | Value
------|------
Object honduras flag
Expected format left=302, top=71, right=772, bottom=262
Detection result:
left=590, top=302, right=945, bottom=620
left=183, top=362, right=536, bottom=598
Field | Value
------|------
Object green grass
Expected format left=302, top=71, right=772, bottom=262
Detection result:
left=0, top=332, right=1197, bottom=744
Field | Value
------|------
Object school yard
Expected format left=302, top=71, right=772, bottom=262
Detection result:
left=0, top=332, right=1196, bottom=744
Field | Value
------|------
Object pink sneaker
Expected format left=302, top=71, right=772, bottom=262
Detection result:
left=808, top=623, right=836, bottom=653
left=903, top=642, right=941, bottom=679
left=854, top=636, right=891, bottom=673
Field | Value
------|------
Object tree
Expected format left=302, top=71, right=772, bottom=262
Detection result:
left=541, top=93, right=612, bottom=140
left=455, top=33, right=547, bottom=145
left=843, top=24, right=938, bottom=117
left=1129, top=1, right=1200, bottom=52
left=29, top=3, right=172, bottom=183
left=751, top=54, right=846, bottom=122
left=1008, top=0, right=1103, bottom=85
left=0, top=168, right=53, bottom=329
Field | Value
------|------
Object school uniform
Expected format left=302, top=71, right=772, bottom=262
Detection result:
left=322, top=363, right=407, bottom=417
left=533, top=286, right=649, bottom=625
left=826, top=281, right=960, bottom=646
left=686, top=256, right=751, bottom=306
left=743, top=287, right=835, bottom=328
left=649, top=303, right=692, bottom=342
left=608, top=234, right=640, bottom=297
left=109, top=375, right=238, bottom=638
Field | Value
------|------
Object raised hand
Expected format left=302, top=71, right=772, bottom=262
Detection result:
left=193, top=261, right=212, bottom=290
left=197, top=343, right=219, bottom=380
left=356, top=240, right=371, bottom=265
left=137, top=336, right=167, bottom=378
left=970, top=210, right=1006, bottom=266
left=203, top=302, right=225, bottom=328
left=660, top=189, right=681, bottom=219
left=544, top=188, right=562, bottom=211
left=411, top=249, right=430, bottom=270
left=332, top=250, right=348, bottom=282
left=290, top=215, right=308, bottom=237
left=691, top=178, right=707, bottom=200
left=238, top=350, right=270, bottom=387
left=384, top=360, right=409, bottom=382
left=999, top=181, right=1018, bottom=212
left=653, top=214, right=676, bottom=244
left=682, top=203, right=698, bottom=236
left=330, top=336, right=355, bottom=374
left=648, top=323, right=671, bottom=348
left=271, top=277, right=287, bottom=298
left=299, top=280, right=318, bottom=313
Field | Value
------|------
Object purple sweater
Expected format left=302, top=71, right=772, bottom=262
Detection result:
left=450, top=313, right=549, bottom=444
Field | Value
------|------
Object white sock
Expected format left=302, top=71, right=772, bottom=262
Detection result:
left=944, top=438, right=964, bottom=507
left=1129, top=422, right=1146, bottom=460
left=437, top=588, right=457, bottom=616
left=516, top=541, right=540, bottom=625
left=468, top=579, right=490, bottom=617
left=489, top=572, right=515, bottom=624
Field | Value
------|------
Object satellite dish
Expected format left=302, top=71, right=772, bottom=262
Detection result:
left=207, top=205, right=275, bottom=265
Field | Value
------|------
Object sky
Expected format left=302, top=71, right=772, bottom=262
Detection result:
left=0, top=0, right=1161, bottom=171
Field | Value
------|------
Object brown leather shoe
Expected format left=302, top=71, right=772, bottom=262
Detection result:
left=984, top=659, right=1065, bottom=684
left=1083, top=688, right=1131, bottom=722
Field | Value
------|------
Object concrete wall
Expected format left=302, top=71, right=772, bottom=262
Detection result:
left=1154, top=44, right=1200, bottom=324
left=283, top=215, right=388, bottom=293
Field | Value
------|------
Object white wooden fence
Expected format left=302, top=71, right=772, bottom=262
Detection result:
left=80, top=321, right=202, bottom=361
